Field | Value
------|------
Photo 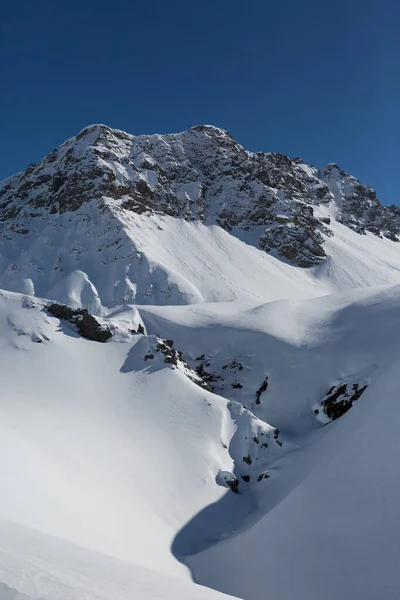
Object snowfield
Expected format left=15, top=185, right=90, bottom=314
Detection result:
left=0, top=520, right=237, bottom=600
left=1, top=282, right=400, bottom=599
left=1, top=124, right=400, bottom=599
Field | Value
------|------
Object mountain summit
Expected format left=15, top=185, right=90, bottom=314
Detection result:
left=0, top=124, right=399, bottom=310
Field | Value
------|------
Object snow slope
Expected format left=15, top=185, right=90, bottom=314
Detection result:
left=0, top=520, right=237, bottom=600
left=2, top=264, right=400, bottom=600
left=139, top=285, right=400, bottom=599
left=0, top=290, right=237, bottom=599
left=190, top=357, right=400, bottom=600
left=2, top=282, right=400, bottom=599
left=1, top=123, right=400, bottom=600
left=3, top=207, right=400, bottom=311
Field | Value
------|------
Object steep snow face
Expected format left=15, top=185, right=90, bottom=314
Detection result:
left=138, top=285, right=400, bottom=600
left=1, top=124, right=400, bottom=310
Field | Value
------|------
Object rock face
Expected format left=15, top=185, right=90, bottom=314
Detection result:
left=314, top=382, right=369, bottom=423
left=47, top=303, right=112, bottom=342
left=320, top=164, right=400, bottom=241
left=0, top=123, right=397, bottom=306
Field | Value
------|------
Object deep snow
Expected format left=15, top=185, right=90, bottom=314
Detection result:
left=1, top=123, right=400, bottom=600
left=141, top=285, right=400, bottom=600
left=0, top=519, right=237, bottom=600
left=1, top=280, right=400, bottom=599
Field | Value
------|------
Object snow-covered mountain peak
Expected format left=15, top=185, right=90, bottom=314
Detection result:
left=1, top=124, right=400, bottom=600
left=1, top=123, right=400, bottom=310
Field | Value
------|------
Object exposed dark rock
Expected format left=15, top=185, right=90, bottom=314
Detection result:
left=243, top=455, right=252, bottom=465
left=155, top=338, right=213, bottom=391
left=319, top=382, right=368, bottom=422
left=320, top=216, right=331, bottom=225
left=257, top=473, right=270, bottom=482
left=241, top=475, right=251, bottom=482
left=222, top=359, right=243, bottom=371
left=47, top=303, right=112, bottom=342
left=231, top=382, right=243, bottom=389
left=228, top=478, right=239, bottom=494
left=195, top=363, right=220, bottom=387
left=144, top=353, right=154, bottom=361
left=255, top=376, right=269, bottom=404
left=273, top=428, right=283, bottom=446
left=156, top=341, right=178, bottom=365
left=1, top=124, right=397, bottom=288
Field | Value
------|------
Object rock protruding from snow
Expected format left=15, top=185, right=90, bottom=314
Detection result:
left=47, top=303, right=112, bottom=342
left=314, top=381, right=369, bottom=423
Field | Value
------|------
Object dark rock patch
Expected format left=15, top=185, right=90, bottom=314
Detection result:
left=195, top=362, right=221, bottom=390
left=47, top=303, right=112, bottom=342
left=155, top=339, right=213, bottom=391
left=228, top=478, right=239, bottom=494
left=273, top=428, right=283, bottom=446
left=255, top=376, right=269, bottom=404
left=319, top=382, right=368, bottom=422
left=222, top=360, right=244, bottom=372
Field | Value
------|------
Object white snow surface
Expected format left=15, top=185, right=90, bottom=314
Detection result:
left=3, top=208, right=400, bottom=311
left=1, top=281, right=400, bottom=599
left=0, top=520, right=236, bottom=600
left=139, top=285, right=400, bottom=600
left=0, top=290, right=238, bottom=599
left=1, top=124, right=400, bottom=599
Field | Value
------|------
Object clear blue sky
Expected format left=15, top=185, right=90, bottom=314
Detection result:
left=1, top=0, right=399, bottom=204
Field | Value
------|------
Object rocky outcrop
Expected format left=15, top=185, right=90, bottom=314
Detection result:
left=320, top=164, right=400, bottom=241
left=255, top=376, right=269, bottom=405
left=144, top=337, right=214, bottom=391
left=314, top=382, right=369, bottom=422
left=47, top=303, right=112, bottom=342
left=0, top=124, right=397, bottom=282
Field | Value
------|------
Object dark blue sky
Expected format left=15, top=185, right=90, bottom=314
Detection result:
left=1, top=0, right=399, bottom=204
